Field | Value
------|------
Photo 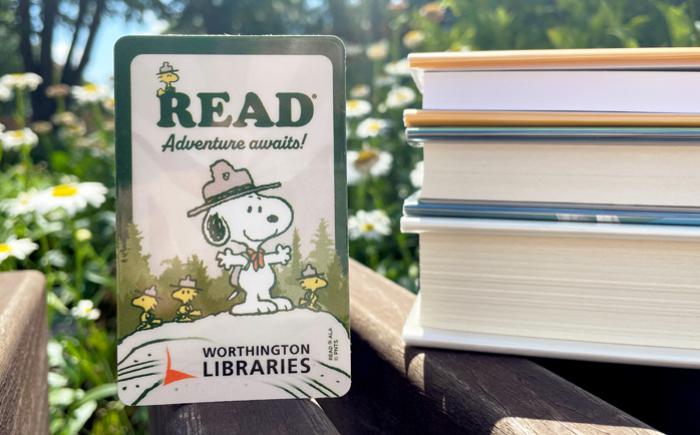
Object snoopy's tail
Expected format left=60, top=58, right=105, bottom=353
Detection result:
left=227, top=289, right=240, bottom=301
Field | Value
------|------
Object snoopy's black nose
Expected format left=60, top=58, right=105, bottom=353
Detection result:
left=267, top=214, right=278, bottom=223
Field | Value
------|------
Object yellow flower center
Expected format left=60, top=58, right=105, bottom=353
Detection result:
left=9, top=131, right=24, bottom=139
left=347, top=100, right=359, bottom=109
left=0, top=243, right=11, bottom=253
left=52, top=184, right=78, bottom=197
left=361, top=223, right=375, bottom=232
left=356, top=149, right=379, bottom=164
left=84, top=83, right=98, bottom=92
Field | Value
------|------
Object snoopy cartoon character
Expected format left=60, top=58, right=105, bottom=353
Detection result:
left=187, top=160, right=294, bottom=314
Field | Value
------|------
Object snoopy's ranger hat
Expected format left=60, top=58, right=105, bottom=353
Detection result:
left=187, top=160, right=282, bottom=217
left=156, top=61, right=178, bottom=75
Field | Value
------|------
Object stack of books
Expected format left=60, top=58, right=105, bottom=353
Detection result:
left=401, top=48, right=700, bottom=368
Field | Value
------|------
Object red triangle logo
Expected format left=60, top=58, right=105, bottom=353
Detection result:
left=163, top=348, right=196, bottom=385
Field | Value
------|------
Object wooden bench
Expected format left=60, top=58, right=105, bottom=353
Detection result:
left=0, top=271, right=48, bottom=434
left=0, top=267, right=675, bottom=433
left=149, top=260, right=660, bottom=434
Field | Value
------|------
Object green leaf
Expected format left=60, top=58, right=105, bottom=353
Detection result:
left=62, top=400, right=97, bottom=435
left=70, top=383, right=117, bottom=411
left=49, top=388, right=83, bottom=408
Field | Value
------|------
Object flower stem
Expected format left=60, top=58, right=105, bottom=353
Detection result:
left=20, top=144, right=32, bottom=188
left=15, top=89, right=26, bottom=128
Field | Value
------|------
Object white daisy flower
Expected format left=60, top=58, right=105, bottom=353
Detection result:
left=71, top=83, right=110, bottom=104
left=349, top=210, right=392, bottom=240
left=0, top=128, right=39, bottom=150
left=47, top=340, right=65, bottom=367
left=347, top=148, right=393, bottom=185
left=0, top=72, right=42, bottom=91
left=366, top=40, right=389, bottom=60
left=374, top=74, right=398, bottom=88
left=349, top=84, right=370, bottom=99
left=346, top=99, right=372, bottom=118
left=51, top=111, right=79, bottom=126
left=1, top=190, right=38, bottom=216
left=42, top=249, right=67, bottom=269
left=0, top=238, right=38, bottom=263
left=48, top=372, right=68, bottom=388
left=410, top=161, right=424, bottom=188
left=384, top=58, right=411, bottom=76
left=34, top=182, right=108, bottom=216
left=356, top=118, right=390, bottom=138
left=402, top=30, right=426, bottom=49
left=345, top=44, right=364, bottom=57
left=71, top=299, right=101, bottom=320
left=102, top=97, right=115, bottom=112
left=386, top=86, right=416, bottom=108
left=0, top=84, right=13, bottom=102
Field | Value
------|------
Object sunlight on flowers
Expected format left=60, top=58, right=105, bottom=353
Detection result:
left=0, top=238, right=38, bottom=263
left=71, top=299, right=101, bottom=321
left=0, top=72, right=42, bottom=91
left=35, top=182, right=108, bottom=216
left=71, top=83, right=110, bottom=104
left=384, top=58, right=412, bottom=76
left=347, top=148, right=393, bottom=185
left=349, top=84, right=370, bottom=99
left=386, top=86, right=416, bottom=108
left=356, top=117, right=390, bottom=138
left=1, top=190, right=38, bottom=216
left=410, top=161, right=424, bottom=188
left=346, top=99, right=372, bottom=118
left=0, top=84, right=13, bottom=102
left=402, top=30, right=425, bottom=48
left=349, top=210, right=392, bottom=240
left=366, top=40, right=389, bottom=60
left=0, top=128, right=39, bottom=150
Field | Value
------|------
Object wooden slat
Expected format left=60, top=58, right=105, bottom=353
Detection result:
left=318, top=259, right=661, bottom=435
left=0, top=271, right=48, bottom=434
left=149, top=399, right=339, bottom=434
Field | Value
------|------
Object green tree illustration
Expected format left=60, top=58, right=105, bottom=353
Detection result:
left=308, top=218, right=333, bottom=272
left=196, top=259, right=241, bottom=314
left=317, top=252, right=349, bottom=330
left=155, top=256, right=187, bottom=322
left=117, top=223, right=158, bottom=338
left=286, top=228, right=303, bottom=285
left=273, top=227, right=306, bottom=305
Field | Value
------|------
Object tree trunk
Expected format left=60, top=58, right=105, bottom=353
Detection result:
left=72, top=0, right=106, bottom=84
left=17, top=0, right=34, bottom=74
left=32, top=0, right=60, bottom=120
left=61, top=0, right=89, bottom=85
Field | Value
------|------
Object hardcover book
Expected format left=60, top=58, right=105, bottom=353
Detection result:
left=402, top=216, right=700, bottom=368
left=114, top=35, right=350, bottom=405
left=404, top=126, right=700, bottom=209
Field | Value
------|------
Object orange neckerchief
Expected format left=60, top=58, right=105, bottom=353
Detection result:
left=246, top=248, right=265, bottom=271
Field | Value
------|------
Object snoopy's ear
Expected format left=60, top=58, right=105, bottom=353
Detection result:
left=202, top=211, right=230, bottom=246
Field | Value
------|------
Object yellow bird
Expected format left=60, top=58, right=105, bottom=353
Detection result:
left=298, top=264, right=328, bottom=311
left=171, top=275, right=202, bottom=322
left=156, top=61, right=179, bottom=97
left=131, top=286, right=162, bottom=330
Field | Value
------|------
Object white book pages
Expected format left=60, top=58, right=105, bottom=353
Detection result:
left=421, top=70, right=700, bottom=113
